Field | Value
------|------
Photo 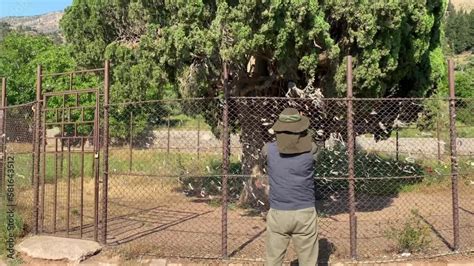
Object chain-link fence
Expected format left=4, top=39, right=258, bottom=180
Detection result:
left=2, top=102, right=36, bottom=236
left=99, top=96, right=473, bottom=262
left=1, top=67, right=473, bottom=262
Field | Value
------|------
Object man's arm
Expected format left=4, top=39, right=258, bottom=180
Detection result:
left=311, top=140, right=324, bottom=160
left=254, top=143, right=269, bottom=189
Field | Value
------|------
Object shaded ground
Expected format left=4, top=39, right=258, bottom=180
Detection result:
left=16, top=174, right=473, bottom=263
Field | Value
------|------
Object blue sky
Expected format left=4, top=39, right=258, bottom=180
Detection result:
left=0, top=0, right=72, bottom=18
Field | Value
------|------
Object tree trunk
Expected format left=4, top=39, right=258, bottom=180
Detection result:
left=236, top=99, right=272, bottom=211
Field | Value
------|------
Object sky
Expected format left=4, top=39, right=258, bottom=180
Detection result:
left=0, top=0, right=72, bottom=18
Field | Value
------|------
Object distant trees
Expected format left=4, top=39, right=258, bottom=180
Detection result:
left=0, top=33, right=76, bottom=104
left=445, top=2, right=474, bottom=54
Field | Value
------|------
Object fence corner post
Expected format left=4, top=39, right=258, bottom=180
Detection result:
left=448, top=59, right=459, bottom=251
left=33, top=65, right=42, bottom=235
left=346, top=56, right=357, bottom=260
left=221, top=62, right=230, bottom=260
left=101, top=60, right=110, bottom=245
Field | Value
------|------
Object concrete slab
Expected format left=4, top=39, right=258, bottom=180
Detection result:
left=15, top=235, right=102, bottom=263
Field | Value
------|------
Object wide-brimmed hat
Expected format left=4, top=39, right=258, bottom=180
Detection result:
left=272, top=108, right=310, bottom=133
left=272, top=108, right=312, bottom=154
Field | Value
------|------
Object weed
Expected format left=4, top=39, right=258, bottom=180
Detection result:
left=385, top=209, right=431, bottom=253
left=119, top=243, right=156, bottom=260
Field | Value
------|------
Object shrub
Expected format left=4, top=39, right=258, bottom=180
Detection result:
left=385, top=209, right=431, bottom=253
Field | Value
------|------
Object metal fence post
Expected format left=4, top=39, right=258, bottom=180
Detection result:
left=436, top=114, right=441, bottom=163
left=346, top=56, right=357, bottom=259
left=197, top=119, right=201, bottom=160
left=167, top=115, right=170, bottom=154
left=221, top=62, right=230, bottom=259
left=448, top=59, right=459, bottom=251
left=395, top=127, right=399, bottom=161
left=33, top=65, right=42, bottom=235
left=0, top=78, right=6, bottom=192
left=101, top=60, right=110, bottom=244
left=129, top=111, right=133, bottom=172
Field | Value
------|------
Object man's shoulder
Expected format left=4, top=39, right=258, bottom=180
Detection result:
left=262, top=141, right=276, bottom=157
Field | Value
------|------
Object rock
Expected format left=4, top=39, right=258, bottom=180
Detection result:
left=15, top=235, right=102, bottom=263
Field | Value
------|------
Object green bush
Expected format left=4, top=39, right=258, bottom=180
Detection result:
left=178, top=159, right=244, bottom=202
left=0, top=200, right=24, bottom=259
left=385, top=209, right=432, bottom=253
left=314, top=144, right=424, bottom=196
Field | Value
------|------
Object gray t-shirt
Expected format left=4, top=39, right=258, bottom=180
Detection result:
left=262, top=141, right=323, bottom=210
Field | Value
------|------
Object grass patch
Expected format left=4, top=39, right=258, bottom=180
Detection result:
left=0, top=198, right=25, bottom=260
left=385, top=209, right=432, bottom=253
left=155, top=114, right=211, bottom=131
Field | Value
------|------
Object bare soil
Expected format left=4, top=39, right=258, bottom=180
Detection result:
left=15, top=174, right=474, bottom=263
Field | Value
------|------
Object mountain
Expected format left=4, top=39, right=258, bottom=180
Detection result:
left=0, top=11, right=63, bottom=34
left=451, top=0, right=474, bottom=11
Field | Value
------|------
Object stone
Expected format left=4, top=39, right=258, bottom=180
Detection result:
left=15, top=235, right=102, bottom=263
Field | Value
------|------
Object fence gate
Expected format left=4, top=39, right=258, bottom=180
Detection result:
left=35, top=65, right=109, bottom=242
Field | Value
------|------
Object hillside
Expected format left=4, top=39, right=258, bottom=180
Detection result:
left=0, top=1, right=471, bottom=35
left=451, top=0, right=474, bottom=11
left=0, top=11, right=63, bottom=34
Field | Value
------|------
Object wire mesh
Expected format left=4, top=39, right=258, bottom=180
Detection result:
left=4, top=96, right=474, bottom=262
left=3, top=103, right=36, bottom=233
left=103, top=97, right=474, bottom=261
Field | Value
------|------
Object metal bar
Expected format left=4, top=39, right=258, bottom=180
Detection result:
left=60, top=95, right=65, bottom=196
left=448, top=59, right=459, bottom=251
left=43, top=105, right=96, bottom=112
left=395, top=128, right=399, bottom=161
left=69, top=73, right=73, bottom=91
left=221, top=62, right=230, bottom=259
left=167, top=115, right=170, bottom=154
left=346, top=56, right=357, bottom=259
left=33, top=65, right=42, bottom=235
left=80, top=137, right=85, bottom=238
left=129, top=111, right=133, bottom=172
left=40, top=68, right=105, bottom=77
left=93, top=89, right=100, bottom=242
left=43, top=88, right=98, bottom=97
left=40, top=95, right=47, bottom=233
left=197, top=119, right=200, bottom=160
left=437, top=114, right=441, bottom=163
left=67, top=139, right=71, bottom=236
left=53, top=138, right=58, bottom=233
left=101, top=59, right=110, bottom=244
left=44, top=121, right=95, bottom=126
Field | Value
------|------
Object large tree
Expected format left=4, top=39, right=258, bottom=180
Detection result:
left=61, top=0, right=448, bottom=205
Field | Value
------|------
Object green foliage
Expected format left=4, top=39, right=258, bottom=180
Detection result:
left=61, top=0, right=448, bottom=100
left=0, top=198, right=24, bottom=259
left=0, top=32, right=76, bottom=104
left=385, top=209, right=432, bottom=253
left=314, top=144, right=425, bottom=196
left=446, top=3, right=474, bottom=54
left=178, top=159, right=244, bottom=202
left=0, top=22, right=12, bottom=42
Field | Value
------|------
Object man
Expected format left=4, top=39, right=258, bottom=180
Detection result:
left=260, top=107, right=322, bottom=266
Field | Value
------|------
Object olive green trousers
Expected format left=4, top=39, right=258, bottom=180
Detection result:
left=265, top=207, right=318, bottom=266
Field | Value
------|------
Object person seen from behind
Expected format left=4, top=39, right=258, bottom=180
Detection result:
left=259, top=107, right=323, bottom=266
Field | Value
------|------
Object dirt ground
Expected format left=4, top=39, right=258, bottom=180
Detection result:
left=14, top=173, right=474, bottom=263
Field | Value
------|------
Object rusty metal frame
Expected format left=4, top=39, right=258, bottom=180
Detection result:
left=101, top=60, right=110, bottom=244
left=221, top=62, right=230, bottom=259
left=346, top=56, right=357, bottom=259
left=448, top=59, right=460, bottom=251
left=34, top=64, right=107, bottom=241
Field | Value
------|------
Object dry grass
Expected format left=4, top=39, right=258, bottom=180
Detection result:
left=451, top=0, right=474, bottom=11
